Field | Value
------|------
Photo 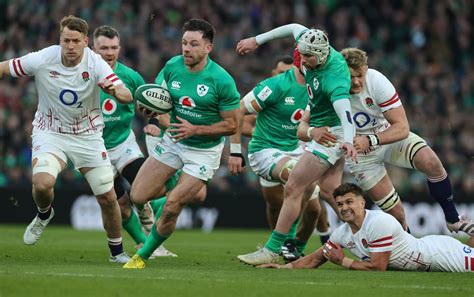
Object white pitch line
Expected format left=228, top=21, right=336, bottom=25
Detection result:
left=0, top=270, right=468, bottom=292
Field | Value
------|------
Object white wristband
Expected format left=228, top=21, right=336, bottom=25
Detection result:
left=307, top=127, right=314, bottom=139
left=230, top=143, right=242, bottom=154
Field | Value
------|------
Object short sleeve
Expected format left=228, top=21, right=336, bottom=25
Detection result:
left=366, top=216, right=397, bottom=253
left=369, top=70, right=401, bottom=112
left=96, top=57, right=123, bottom=86
left=9, top=50, right=45, bottom=77
left=217, top=75, right=240, bottom=111
left=325, top=75, right=351, bottom=103
left=252, top=77, right=279, bottom=110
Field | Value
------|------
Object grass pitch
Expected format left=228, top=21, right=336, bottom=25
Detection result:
left=0, top=225, right=471, bottom=297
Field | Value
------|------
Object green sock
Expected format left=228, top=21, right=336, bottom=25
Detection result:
left=150, top=196, right=167, bottom=218
left=286, top=217, right=300, bottom=240
left=122, top=210, right=147, bottom=245
left=295, top=239, right=308, bottom=254
left=264, top=230, right=288, bottom=254
left=137, top=225, right=169, bottom=260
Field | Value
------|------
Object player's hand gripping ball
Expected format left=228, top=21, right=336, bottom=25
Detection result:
left=135, top=84, right=173, bottom=115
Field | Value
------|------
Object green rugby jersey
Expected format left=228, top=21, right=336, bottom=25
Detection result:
left=298, top=41, right=351, bottom=127
left=100, top=62, right=145, bottom=149
left=249, top=69, right=308, bottom=154
left=155, top=56, right=240, bottom=148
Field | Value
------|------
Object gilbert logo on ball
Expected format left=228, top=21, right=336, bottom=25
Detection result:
left=134, top=84, right=173, bottom=114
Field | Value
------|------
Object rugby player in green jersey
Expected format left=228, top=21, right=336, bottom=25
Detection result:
left=123, top=19, right=240, bottom=269
left=94, top=25, right=177, bottom=258
left=236, top=23, right=357, bottom=265
left=228, top=55, right=322, bottom=261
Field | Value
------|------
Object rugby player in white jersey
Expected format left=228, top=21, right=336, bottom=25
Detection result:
left=337, top=48, right=473, bottom=235
left=259, top=183, right=474, bottom=272
left=0, top=15, right=133, bottom=263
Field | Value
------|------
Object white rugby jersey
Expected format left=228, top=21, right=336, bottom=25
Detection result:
left=9, top=45, right=122, bottom=135
left=329, top=210, right=451, bottom=272
left=350, top=69, right=402, bottom=135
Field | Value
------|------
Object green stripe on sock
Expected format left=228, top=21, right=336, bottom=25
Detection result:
left=137, top=226, right=169, bottom=260
left=295, top=239, right=308, bottom=254
left=264, top=230, right=288, bottom=254
left=122, top=210, right=147, bottom=244
left=150, top=196, right=166, bottom=217
left=286, top=217, right=301, bottom=240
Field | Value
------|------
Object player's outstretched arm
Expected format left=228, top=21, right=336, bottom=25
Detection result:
left=99, top=79, right=132, bottom=104
left=0, top=60, right=11, bottom=79
left=236, top=23, right=308, bottom=55
left=258, top=247, right=328, bottom=269
left=323, top=241, right=390, bottom=271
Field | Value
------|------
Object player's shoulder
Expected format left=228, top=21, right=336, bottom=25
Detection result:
left=165, top=55, right=184, bottom=68
left=86, top=47, right=107, bottom=64
left=33, top=45, right=61, bottom=62
left=365, top=210, right=399, bottom=228
left=116, top=61, right=142, bottom=78
left=331, top=221, right=351, bottom=239
left=207, top=58, right=236, bottom=84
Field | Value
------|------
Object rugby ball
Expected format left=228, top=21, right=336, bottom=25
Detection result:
left=134, top=84, right=173, bottom=114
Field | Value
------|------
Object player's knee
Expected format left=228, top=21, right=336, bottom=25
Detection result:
left=84, top=166, right=114, bottom=196
left=192, top=189, right=206, bottom=204
left=32, top=153, right=62, bottom=179
left=32, top=177, right=55, bottom=195
left=374, top=188, right=400, bottom=212
left=417, top=152, right=444, bottom=175
left=278, top=159, right=297, bottom=184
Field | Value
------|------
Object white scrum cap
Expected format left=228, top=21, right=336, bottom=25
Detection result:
left=297, top=29, right=330, bottom=66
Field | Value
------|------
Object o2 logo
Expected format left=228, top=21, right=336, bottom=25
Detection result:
left=59, top=89, right=82, bottom=108
left=353, top=112, right=377, bottom=128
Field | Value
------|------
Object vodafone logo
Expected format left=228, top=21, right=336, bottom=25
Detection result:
left=102, top=98, right=117, bottom=115
left=290, top=109, right=304, bottom=124
left=179, top=96, right=196, bottom=109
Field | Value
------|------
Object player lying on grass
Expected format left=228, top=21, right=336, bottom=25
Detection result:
left=259, top=183, right=474, bottom=272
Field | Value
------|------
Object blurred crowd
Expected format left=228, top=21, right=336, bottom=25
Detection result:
left=1, top=0, right=473, bottom=200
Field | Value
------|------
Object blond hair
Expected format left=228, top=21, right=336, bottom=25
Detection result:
left=60, top=15, right=89, bottom=35
left=340, top=48, right=368, bottom=69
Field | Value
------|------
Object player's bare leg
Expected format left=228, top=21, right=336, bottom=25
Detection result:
left=413, top=147, right=473, bottom=234
left=130, top=157, right=176, bottom=205
left=23, top=155, right=65, bottom=245
left=368, top=174, right=408, bottom=230
left=124, top=173, right=206, bottom=269
left=261, top=185, right=284, bottom=229
left=81, top=166, right=128, bottom=263
left=237, top=152, right=329, bottom=265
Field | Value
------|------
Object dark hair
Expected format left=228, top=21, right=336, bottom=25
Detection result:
left=275, top=55, right=293, bottom=66
left=182, top=18, right=215, bottom=43
left=333, top=183, right=365, bottom=199
left=60, top=15, right=88, bottom=35
left=93, top=25, right=120, bottom=40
